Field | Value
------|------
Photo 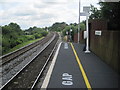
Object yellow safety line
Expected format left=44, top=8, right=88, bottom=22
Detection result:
left=70, top=43, right=92, bottom=90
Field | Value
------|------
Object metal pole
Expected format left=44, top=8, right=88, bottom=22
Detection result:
left=70, top=29, right=72, bottom=42
left=78, top=0, right=80, bottom=43
left=85, top=15, right=90, bottom=53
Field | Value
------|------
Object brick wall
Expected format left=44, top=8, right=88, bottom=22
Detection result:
left=89, top=19, right=107, bottom=30
left=74, top=33, right=78, bottom=43
left=74, top=31, right=85, bottom=43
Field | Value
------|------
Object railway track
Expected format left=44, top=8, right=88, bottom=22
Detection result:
left=1, top=32, right=59, bottom=89
left=1, top=32, right=56, bottom=85
left=0, top=33, right=54, bottom=65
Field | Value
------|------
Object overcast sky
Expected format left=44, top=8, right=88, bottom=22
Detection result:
left=0, top=0, right=100, bottom=29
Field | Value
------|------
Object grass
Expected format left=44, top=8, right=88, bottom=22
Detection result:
left=4, top=37, right=44, bottom=55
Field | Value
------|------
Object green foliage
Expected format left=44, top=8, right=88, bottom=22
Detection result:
left=62, top=22, right=85, bottom=41
left=2, top=21, right=86, bottom=55
left=99, top=2, right=120, bottom=30
left=89, top=5, right=102, bottom=19
left=5, top=37, right=44, bottom=54
left=34, top=33, right=42, bottom=39
left=62, top=26, right=70, bottom=36
left=90, top=2, right=120, bottom=30
left=49, top=22, right=68, bottom=32
left=2, top=23, right=48, bottom=55
left=41, top=31, right=48, bottom=36
left=25, top=26, right=48, bottom=36
left=2, top=22, right=24, bottom=53
left=25, top=35, right=35, bottom=40
left=62, top=22, right=85, bottom=36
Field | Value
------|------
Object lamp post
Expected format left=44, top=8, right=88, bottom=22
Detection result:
left=70, top=29, right=72, bottom=42
left=78, top=0, right=80, bottom=43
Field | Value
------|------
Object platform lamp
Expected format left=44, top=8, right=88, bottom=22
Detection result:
left=83, top=6, right=90, bottom=53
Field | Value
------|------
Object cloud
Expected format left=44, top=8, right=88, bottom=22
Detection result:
left=14, top=9, right=37, bottom=16
left=99, top=0, right=120, bottom=2
left=1, top=0, right=100, bottom=29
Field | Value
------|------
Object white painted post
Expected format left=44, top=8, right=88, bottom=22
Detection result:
left=78, top=0, right=80, bottom=43
left=70, top=29, right=72, bottom=42
left=83, top=6, right=90, bottom=53
left=85, top=15, right=90, bottom=53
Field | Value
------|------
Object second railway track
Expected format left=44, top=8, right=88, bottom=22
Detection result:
left=1, top=32, right=59, bottom=89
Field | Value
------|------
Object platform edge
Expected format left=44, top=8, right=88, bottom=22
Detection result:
left=41, top=42, right=62, bottom=88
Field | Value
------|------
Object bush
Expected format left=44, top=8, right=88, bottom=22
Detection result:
left=9, top=39, right=17, bottom=48
left=41, top=31, right=48, bottom=36
left=2, top=37, right=10, bottom=48
left=2, top=23, right=49, bottom=55
left=34, top=33, right=42, bottom=39
left=25, top=35, right=35, bottom=40
left=16, top=38, right=24, bottom=45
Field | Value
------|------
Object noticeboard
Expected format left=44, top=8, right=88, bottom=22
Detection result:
left=95, top=31, right=102, bottom=36
left=84, top=31, right=87, bottom=39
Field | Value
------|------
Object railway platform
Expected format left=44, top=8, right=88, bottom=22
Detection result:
left=41, top=42, right=119, bottom=89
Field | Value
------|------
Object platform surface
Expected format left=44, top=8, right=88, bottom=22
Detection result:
left=42, top=42, right=119, bottom=89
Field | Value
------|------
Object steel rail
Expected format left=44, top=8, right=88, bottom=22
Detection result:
left=0, top=33, right=53, bottom=65
left=0, top=33, right=56, bottom=90
left=30, top=36, right=59, bottom=90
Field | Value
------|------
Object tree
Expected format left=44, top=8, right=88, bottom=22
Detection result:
left=2, top=23, right=48, bottom=55
left=89, top=2, right=120, bottom=30
left=99, top=2, right=120, bottom=30
left=2, top=23, right=25, bottom=54
left=49, top=22, right=67, bottom=32
left=89, top=5, right=102, bottom=19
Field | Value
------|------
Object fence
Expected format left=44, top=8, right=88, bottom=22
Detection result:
left=90, top=30, right=119, bottom=73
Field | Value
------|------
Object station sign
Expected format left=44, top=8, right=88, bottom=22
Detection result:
left=83, top=6, right=90, bottom=13
left=95, top=30, right=102, bottom=36
left=80, top=12, right=89, bottom=16
left=84, top=31, right=87, bottom=39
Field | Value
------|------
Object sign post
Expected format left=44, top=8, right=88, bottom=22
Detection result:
left=85, top=14, right=90, bottom=53
left=80, top=6, right=90, bottom=53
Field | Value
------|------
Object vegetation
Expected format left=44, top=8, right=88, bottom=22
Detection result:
left=5, top=37, right=44, bottom=54
left=89, top=5, right=102, bottom=19
left=49, top=22, right=85, bottom=33
left=1, top=22, right=84, bottom=55
left=49, top=22, right=85, bottom=41
left=49, top=22, right=68, bottom=32
left=1, top=22, right=48, bottom=55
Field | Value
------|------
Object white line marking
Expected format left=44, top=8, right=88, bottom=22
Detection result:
left=62, top=73, right=73, bottom=86
left=41, top=42, right=62, bottom=88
